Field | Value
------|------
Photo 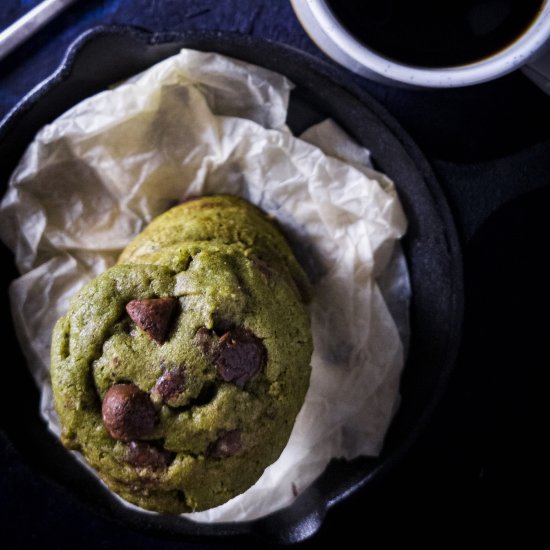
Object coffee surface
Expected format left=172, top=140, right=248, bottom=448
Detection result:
left=327, top=0, right=544, bottom=67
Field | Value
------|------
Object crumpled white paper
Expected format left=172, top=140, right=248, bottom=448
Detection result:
left=0, top=49, right=408, bottom=522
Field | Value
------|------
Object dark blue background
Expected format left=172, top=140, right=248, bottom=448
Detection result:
left=1, top=1, right=547, bottom=547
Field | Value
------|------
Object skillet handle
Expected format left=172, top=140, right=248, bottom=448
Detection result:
left=432, top=139, right=550, bottom=243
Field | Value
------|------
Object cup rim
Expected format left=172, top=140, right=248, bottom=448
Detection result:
left=300, top=0, right=550, bottom=87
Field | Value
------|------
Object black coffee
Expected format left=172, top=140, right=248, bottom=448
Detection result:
left=326, top=0, right=544, bottom=67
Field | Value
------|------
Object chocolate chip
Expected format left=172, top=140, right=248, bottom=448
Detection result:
left=152, top=366, right=187, bottom=405
left=102, top=383, right=158, bottom=442
left=215, top=327, right=266, bottom=388
left=124, top=441, right=174, bottom=470
left=250, top=255, right=275, bottom=279
left=212, top=314, right=235, bottom=336
left=194, top=327, right=214, bottom=355
left=126, top=298, right=178, bottom=344
left=207, top=429, right=242, bottom=458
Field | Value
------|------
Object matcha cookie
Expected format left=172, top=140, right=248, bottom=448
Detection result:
left=51, top=196, right=313, bottom=514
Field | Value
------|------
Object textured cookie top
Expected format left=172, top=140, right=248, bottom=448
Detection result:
left=118, top=195, right=312, bottom=302
left=51, top=196, right=313, bottom=514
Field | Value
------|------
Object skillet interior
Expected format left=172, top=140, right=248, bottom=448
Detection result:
left=0, top=27, right=463, bottom=544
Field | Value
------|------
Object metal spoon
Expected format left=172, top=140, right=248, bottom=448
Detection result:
left=0, top=0, right=80, bottom=62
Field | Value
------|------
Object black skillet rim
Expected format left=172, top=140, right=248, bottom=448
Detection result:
left=0, top=26, right=464, bottom=544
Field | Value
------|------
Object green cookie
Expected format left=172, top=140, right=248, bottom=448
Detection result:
left=118, top=195, right=312, bottom=302
left=51, top=196, right=313, bottom=514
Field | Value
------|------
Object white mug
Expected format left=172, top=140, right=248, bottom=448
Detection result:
left=291, top=0, right=550, bottom=93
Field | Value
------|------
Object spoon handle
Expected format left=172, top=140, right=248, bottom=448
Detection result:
left=0, top=0, right=79, bottom=62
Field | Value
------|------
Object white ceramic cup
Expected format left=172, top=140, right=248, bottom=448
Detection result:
left=291, top=0, right=550, bottom=93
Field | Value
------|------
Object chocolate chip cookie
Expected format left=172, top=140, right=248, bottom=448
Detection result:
left=50, top=196, right=313, bottom=514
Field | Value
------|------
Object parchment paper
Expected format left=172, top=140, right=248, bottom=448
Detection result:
left=0, top=49, right=408, bottom=522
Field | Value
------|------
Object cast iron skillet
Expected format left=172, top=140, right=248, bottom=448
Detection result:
left=0, top=27, right=463, bottom=544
